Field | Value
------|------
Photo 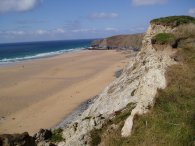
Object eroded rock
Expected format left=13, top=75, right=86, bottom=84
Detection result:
left=58, top=23, right=177, bottom=146
left=34, top=129, right=52, bottom=143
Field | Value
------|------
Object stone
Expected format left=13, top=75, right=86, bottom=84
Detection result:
left=34, top=129, right=52, bottom=142
left=0, top=132, right=36, bottom=146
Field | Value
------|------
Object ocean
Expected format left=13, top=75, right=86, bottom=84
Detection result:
left=0, top=39, right=94, bottom=64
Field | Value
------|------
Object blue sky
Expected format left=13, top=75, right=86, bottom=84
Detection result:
left=0, top=0, right=194, bottom=43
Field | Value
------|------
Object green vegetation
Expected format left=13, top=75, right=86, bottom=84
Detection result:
left=90, top=128, right=102, bottom=146
left=151, top=16, right=195, bottom=27
left=112, top=103, right=135, bottom=124
left=90, top=103, right=135, bottom=146
left=50, top=128, right=64, bottom=142
left=123, top=43, right=195, bottom=146
left=152, top=33, right=176, bottom=46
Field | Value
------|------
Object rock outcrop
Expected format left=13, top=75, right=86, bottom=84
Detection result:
left=0, top=132, right=36, bottom=146
left=0, top=129, right=58, bottom=146
left=34, top=129, right=52, bottom=143
left=91, top=34, right=144, bottom=50
left=57, top=21, right=179, bottom=146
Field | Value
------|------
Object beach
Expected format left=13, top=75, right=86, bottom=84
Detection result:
left=0, top=50, right=129, bottom=135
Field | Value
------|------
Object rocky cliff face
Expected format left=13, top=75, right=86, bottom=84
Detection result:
left=91, top=34, right=144, bottom=50
left=57, top=23, right=178, bottom=146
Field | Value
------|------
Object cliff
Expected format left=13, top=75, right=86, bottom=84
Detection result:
left=55, top=16, right=195, bottom=146
left=91, top=34, right=144, bottom=50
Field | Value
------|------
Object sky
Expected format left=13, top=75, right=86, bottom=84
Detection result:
left=0, top=0, right=194, bottom=43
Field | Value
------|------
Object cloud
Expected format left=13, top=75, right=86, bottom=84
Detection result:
left=34, top=28, right=67, bottom=35
left=0, top=28, right=67, bottom=37
left=0, top=0, right=41, bottom=13
left=105, top=27, right=118, bottom=32
left=34, top=29, right=48, bottom=35
left=71, top=28, right=96, bottom=33
left=2, top=30, right=26, bottom=35
left=54, top=28, right=66, bottom=34
left=188, top=8, right=195, bottom=16
left=89, top=12, right=119, bottom=19
left=132, top=0, right=167, bottom=6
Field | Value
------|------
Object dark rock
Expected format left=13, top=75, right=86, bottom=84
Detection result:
left=0, top=132, right=36, bottom=146
left=48, top=143, right=57, bottom=146
left=115, top=69, right=123, bottom=78
left=34, top=129, right=52, bottom=142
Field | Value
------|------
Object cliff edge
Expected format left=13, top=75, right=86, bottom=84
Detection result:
left=57, top=16, right=195, bottom=146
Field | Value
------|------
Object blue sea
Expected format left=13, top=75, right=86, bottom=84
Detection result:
left=0, top=39, right=94, bottom=64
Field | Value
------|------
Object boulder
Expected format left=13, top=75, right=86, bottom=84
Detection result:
left=33, top=129, right=52, bottom=142
left=0, top=132, right=36, bottom=146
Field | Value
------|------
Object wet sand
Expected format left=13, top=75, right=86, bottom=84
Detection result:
left=0, top=50, right=129, bottom=135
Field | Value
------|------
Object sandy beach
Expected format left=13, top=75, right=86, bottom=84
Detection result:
left=0, top=50, right=129, bottom=135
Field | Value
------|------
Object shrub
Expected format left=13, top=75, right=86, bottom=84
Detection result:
left=90, top=128, right=102, bottom=146
left=151, top=16, right=195, bottom=27
left=50, top=128, right=64, bottom=142
left=152, top=33, right=176, bottom=46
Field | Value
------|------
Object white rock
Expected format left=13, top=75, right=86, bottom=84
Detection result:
left=58, top=24, right=177, bottom=145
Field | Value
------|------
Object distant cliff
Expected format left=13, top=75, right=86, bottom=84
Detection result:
left=91, top=33, right=144, bottom=50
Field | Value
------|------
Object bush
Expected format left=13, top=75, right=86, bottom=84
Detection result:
left=50, top=128, right=64, bottom=142
left=152, top=33, right=176, bottom=46
left=151, top=16, right=195, bottom=27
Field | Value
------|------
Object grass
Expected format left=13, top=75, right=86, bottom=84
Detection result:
left=125, top=44, right=195, bottom=146
left=175, top=23, right=195, bottom=39
left=152, top=33, right=176, bottom=46
left=151, top=16, right=195, bottom=27
left=49, top=128, right=64, bottom=143
left=93, top=28, right=195, bottom=146
left=112, top=103, right=136, bottom=124
left=89, top=103, right=135, bottom=146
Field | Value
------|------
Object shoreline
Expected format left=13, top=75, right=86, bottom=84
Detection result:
left=55, top=95, right=98, bottom=129
left=0, top=48, right=86, bottom=67
left=0, top=49, right=129, bottom=135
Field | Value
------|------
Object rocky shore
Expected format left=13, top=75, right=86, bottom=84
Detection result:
left=56, top=95, right=98, bottom=129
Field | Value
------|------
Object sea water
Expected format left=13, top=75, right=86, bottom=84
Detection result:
left=0, top=39, right=94, bottom=64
